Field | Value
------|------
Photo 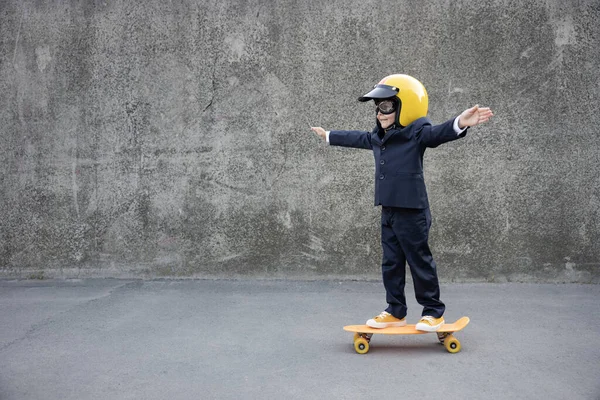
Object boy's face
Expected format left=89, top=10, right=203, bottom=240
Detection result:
left=377, top=109, right=397, bottom=130
left=375, top=98, right=398, bottom=130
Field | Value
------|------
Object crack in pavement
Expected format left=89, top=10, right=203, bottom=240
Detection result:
left=0, top=280, right=140, bottom=353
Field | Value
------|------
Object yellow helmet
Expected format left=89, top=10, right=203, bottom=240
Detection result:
left=358, top=74, right=428, bottom=127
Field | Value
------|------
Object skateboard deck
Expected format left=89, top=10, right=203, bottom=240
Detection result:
left=344, top=316, right=470, bottom=354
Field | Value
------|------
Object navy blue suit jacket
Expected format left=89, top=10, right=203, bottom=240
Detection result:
left=329, top=117, right=467, bottom=209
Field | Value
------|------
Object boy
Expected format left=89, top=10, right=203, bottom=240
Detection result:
left=311, top=74, right=493, bottom=331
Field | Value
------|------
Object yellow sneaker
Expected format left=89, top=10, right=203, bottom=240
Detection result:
left=416, top=316, right=445, bottom=332
left=366, top=311, right=407, bottom=329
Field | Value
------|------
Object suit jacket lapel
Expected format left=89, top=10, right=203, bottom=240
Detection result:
left=371, top=133, right=382, bottom=146
left=381, top=128, right=396, bottom=144
left=371, top=126, right=401, bottom=146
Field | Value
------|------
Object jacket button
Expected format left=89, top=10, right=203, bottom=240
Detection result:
left=379, top=174, right=385, bottom=180
left=380, top=160, right=385, bottom=165
left=381, top=146, right=386, bottom=151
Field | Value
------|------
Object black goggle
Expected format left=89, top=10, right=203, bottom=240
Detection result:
left=375, top=99, right=397, bottom=115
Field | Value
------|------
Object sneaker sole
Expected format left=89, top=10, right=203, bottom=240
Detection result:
left=366, top=319, right=407, bottom=329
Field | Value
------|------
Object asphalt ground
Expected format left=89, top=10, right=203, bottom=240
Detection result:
left=1, top=279, right=599, bottom=400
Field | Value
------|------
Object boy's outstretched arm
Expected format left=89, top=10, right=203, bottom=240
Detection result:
left=458, top=105, right=494, bottom=129
left=416, top=105, right=494, bottom=148
left=311, top=126, right=373, bottom=149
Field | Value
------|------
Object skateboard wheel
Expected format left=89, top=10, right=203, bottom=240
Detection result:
left=444, top=336, right=461, bottom=354
left=354, top=337, right=370, bottom=354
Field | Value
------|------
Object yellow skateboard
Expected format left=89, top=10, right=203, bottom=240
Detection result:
left=343, top=316, right=470, bottom=354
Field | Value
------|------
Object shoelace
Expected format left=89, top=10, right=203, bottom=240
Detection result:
left=376, top=311, right=391, bottom=319
left=420, top=316, right=436, bottom=324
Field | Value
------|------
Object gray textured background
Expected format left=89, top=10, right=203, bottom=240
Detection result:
left=1, top=0, right=599, bottom=282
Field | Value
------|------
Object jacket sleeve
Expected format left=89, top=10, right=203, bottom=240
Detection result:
left=328, top=130, right=373, bottom=150
left=415, top=117, right=468, bottom=148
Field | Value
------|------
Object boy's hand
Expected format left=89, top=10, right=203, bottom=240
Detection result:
left=458, top=105, right=494, bottom=129
left=311, top=126, right=327, bottom=140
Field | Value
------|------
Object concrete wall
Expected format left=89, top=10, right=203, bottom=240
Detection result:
left=1, top=0, right=599, bottom=282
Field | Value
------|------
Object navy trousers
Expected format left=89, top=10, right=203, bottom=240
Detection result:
left=381, top=206, right=445, bottom=319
